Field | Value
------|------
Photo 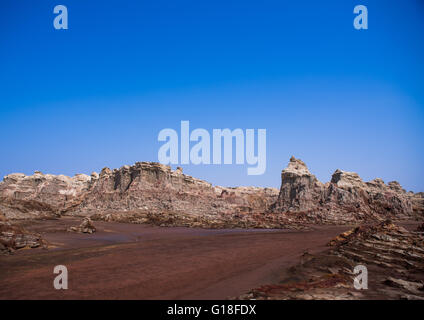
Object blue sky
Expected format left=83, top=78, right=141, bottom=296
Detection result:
left=0, top=0, right=423, bottom=191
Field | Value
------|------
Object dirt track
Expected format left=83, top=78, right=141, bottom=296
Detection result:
left=0, top=218, right=351, bottom=299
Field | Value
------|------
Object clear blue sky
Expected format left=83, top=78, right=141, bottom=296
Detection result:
left=1, top=0, right=423, bottom=191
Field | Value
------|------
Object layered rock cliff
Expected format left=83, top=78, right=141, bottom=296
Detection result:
left=0, top=171, right=92, bottom=219
left=0, top=163, right=279, bottom=227
left=74, top=162, right=279, bottom=227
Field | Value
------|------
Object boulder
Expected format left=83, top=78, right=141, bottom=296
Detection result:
left=67, top=217, right=96, bottom=234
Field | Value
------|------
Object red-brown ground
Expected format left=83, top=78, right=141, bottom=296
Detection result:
left=0, top=218, right=419, bottom=300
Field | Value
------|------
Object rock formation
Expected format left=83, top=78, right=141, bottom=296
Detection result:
left=273, top=156, right=324, bottom=213
left=67, top=217, right=96, bottom=234
left=0, top=157, right=422, bottom=227
left=0, top=171, right=93, bottom=219
left=76, top=162, right=279, bottom=228
left=271, top=156, right=419, bottom=223
left=0, top=162, right=280, bottom=227
left=410, top=192, right=424, bottom=216
left=0, top=216, right=46, bottom=254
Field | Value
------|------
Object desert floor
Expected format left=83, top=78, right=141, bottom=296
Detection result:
left=0, top=217, right=417, bottom=300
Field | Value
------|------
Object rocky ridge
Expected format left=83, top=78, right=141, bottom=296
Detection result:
left=0, top=171, right=92, bottom=219
left=0, top=157, right=422, bottom=228
left=271, top=157, right=418, bottom=224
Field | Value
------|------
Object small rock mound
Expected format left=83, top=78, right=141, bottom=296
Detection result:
left=67, top=217, right=96, bottom=234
